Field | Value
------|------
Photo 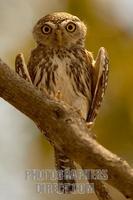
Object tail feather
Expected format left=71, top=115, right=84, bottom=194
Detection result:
left=54, top=147, right=76, bottom=193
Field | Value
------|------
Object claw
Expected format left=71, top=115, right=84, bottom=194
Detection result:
left=76, top=109, right=83, bottom=118
left=55, top=90, right=62, bottom=100
left=86, top=122, right=94, bottom=130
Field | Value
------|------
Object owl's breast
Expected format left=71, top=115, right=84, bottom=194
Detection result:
left=33, top=50, right=92, bottom=119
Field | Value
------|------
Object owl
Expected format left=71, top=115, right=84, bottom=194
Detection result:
left=15, top=12, right=109, bottom=193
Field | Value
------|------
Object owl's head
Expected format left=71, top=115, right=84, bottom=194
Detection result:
left=33, top=12, right=87, bottom=48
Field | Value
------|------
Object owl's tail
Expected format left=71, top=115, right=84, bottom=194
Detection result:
left=54, top=147, right=77, bottom=193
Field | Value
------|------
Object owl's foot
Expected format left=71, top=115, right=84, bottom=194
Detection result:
left=86, top=122, right=97, bottom=139
left=55, top=90, right=62, bottom=101
left=86, top=122, right=94, bottom=130
left=76, top=109, right=84, bottom=118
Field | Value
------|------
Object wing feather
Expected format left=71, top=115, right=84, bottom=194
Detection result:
left=86, top=47, right=109, bottom=123
left=15, top=53, right=32, bottom=83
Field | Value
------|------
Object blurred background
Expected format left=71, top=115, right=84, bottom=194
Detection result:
left=0, top=0, right=133, bottom=199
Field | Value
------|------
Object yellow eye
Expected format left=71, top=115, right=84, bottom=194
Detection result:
left=65, top=22, right=76, bottom=32
left=41, top=24, right=52, bottom=34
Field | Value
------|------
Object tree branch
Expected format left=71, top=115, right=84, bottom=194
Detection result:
left=0, top=58, right=133, bottom=199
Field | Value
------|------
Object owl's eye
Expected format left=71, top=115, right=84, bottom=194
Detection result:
left=41, top=24, right=52, bottom=34
left=65, top=22, right=76, bottom=33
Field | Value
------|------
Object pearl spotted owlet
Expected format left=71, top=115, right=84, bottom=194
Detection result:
left=15, top=12, right=109, bottom=193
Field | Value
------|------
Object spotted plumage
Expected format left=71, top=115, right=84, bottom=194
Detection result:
left=28, top=45, right=93, bottom=119
left=15, top=12, right=109, bottom=193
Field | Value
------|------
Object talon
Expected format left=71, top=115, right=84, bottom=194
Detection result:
left=86, top=122, right=96, bottom=138
left=76, top=109, right=83, bottom=118
left=86, top=122, right=94, bottom=130
left=55, top=90, right=62, bottom=100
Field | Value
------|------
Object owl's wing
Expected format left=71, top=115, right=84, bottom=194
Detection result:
left=15, top=53, right=32, bottom=83
left=86, top=47, right=109, bottom=123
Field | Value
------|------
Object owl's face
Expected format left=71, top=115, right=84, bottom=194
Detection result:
left=33, top=12, right=87, bottom=48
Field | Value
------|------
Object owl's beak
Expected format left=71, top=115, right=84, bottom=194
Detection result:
left=56, top=30, right=62, bottom=46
